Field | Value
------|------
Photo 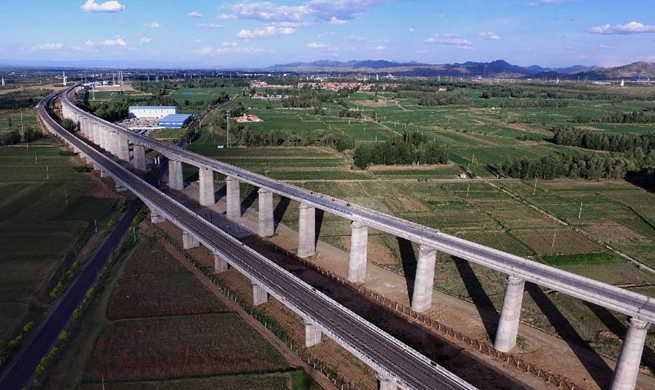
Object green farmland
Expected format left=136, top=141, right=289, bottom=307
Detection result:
left=0, top=138, right=116, bottom=355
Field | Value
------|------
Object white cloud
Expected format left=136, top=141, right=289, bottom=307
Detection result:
left=144, top=21, right=161, bottom=28
left=318, top=32, right=335, bottom=37
left=374, top=45, right=386, bottom=51
left=140, top=37, right=152, bottom=44
left=31, top=43, right=63, bottom=51
left=86, top=37, right=127, bottom=47
left=223, top=2, right=310, bottom=22
left=221, top=0, right=394, bottom=23
left=587, top=21, right=655, bottom=35
left=408, top=28, right=415, bottom=33
left=307, top=42, right=328, bottom=48
left=599, top=44, right=613, bottom=50
left=424, top=33, right=473, bottom=49
left=188, top=11, right=202, bottom=18
left=198, top=23, right=225, bottom=28
left=329, top=16, right=347, bottom=25
left=218, top=13, right=237, bottom=20
left=237, top=25, right=296, bottom=39
left=479, top=31, right=500, bottom=41
left=349, top=35, right=367, bottom=42
left=80, top=0, right=125, bottom=13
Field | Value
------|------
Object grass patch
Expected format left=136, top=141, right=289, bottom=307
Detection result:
left=542, top=252, right=619, bottom=266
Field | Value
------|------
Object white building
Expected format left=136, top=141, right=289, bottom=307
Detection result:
left=128, top=106, right=177, bottom=119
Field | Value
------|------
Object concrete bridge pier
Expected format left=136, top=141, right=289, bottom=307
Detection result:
left=303, top=318, right=322, bottom=347
left=91, top=123, right=99, bottom=144
left=610, top=317, right=651, bottom=390
left=101, top=128, right=109, bottom=151
left=226, top=176, right=241, bottom=220
left=198, top=167, right=215, bottom=207
left=252, top=283, right=268, bottom=305
left=168, top=160, right=184, bottom=190
left=348, top=221, right=368, bottom=282
left=297, top=203, right=316, bottom=258
left=133, top=145, right=147, bottom=171
left=494, top=275, right=526, bottom=352
left=376, top=373, right=398, bottom=390
left=117, top=134, right=130, bottom=161
left=411, top=245, right=437, bottom=312
left=182, top=231, right=200, bottom=249
left=149, top=207, right=166, bottom=224
left=109, top=131, right=120, bottom=156
left=257, top=188, right=275, bottom=237
left=100, top=168, right=108, bottom=178
left=213, top=251, right=229, bottom=273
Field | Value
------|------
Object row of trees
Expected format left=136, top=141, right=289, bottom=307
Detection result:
left=353, top=132, right=450, bottom=169
left=497, top=99, right=568, bottom=109
left=553, top=126, right=655, bottom=154
left=572, top=110, right=655, bottom=124
left=495, top=153, right=643, bottom=180
left=480, top=85, right=655, bottom=101
left=394, top=91, right=470, bottom=106
left=240, top=128, right=353, bottom=151
left=0, top=126, right=43, bottom=146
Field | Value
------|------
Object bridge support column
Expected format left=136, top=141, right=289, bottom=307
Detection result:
left=348, top=221, right=368, bottom=282
left=150, top=208, right=165, bottom=224
left=91, top=123, right=101, bottom=145
left=494, top=275, right=525, bottom=352
left=100, top=168, right=108, bottom=178
left=168, top=160, right=184, bottom=190
left=109, top=131, right=120, bottom=156
left=258, top=188, right=274, bottom=237
left=376, top=373, right=398, bottom=390
left=182, top=231, right=199, bottom=249
left=252, top=283, right=268, bottom=306
left=610, top=317, right=651, bottom=390
left=303, top=318, right=322, bottom=347
left=133, top=145, right=147, bottom=171
left=297, top=203, right=316, bottom=258
left=198, top=167, right=215, bottom=206
left=213, top=252, right=229, bottom=273
left=411, top=245, right=437, bottom=312
left=117, top=134, right=130, bottom=161
left=226, top=176, right=240, bottom=220
left=101, top=129, right=109, bottom=151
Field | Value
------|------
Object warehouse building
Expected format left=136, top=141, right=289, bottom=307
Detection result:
left=128, top=105, right=177, bottom=119
left=157, top=113, right=194, bottom=128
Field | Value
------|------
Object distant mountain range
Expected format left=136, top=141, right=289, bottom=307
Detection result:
left=268, top=59, right=655, bottom=80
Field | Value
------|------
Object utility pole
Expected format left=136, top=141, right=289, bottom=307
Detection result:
left=533, top=179, right=538, bottom=195
left=226, top=110, right=231, bottom=148
left=551, top=232, right=556, bottom=248
left=578, top=202, right=583, bottom=219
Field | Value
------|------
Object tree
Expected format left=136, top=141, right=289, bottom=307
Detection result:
left=353, top=144, right=371, bottom=169
left=7, top=116, right=11, bottom=128
left=61, top=119, right=77, bottom=133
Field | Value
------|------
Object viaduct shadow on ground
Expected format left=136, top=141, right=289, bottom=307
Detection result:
left=397, top=237, right=417, bottom=301
left=525, top=283, right=613, bottom=388
left=240, top=186, right=259, bottom=216
left=314, top=208, right=325, bottom=245
left=453, top=257, right=499, bottom=341
left=273, top=197, right=291, bottom=230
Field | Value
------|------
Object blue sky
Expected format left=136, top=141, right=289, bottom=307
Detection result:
left=1, top=0, right=653, bottom=68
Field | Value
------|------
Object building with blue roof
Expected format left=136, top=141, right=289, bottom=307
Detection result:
left=128, top=106, right=177, bottom=119
left=157, top=114, right=194, bottom=128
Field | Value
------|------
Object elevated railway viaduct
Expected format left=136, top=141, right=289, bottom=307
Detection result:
left=56, top=86, right=653, bottom=390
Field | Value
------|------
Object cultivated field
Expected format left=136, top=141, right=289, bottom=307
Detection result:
left=0, top=138, right=116, bottom=349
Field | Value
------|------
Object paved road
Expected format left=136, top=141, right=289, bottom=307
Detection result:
left=54, top=90, right=477, bottom=390
left=61, top=88, right=655, bottom=325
